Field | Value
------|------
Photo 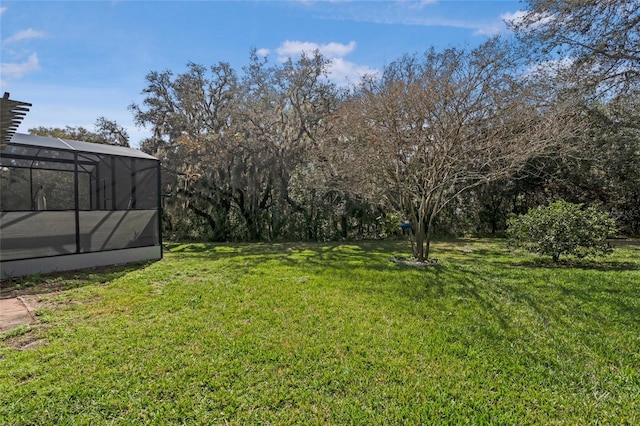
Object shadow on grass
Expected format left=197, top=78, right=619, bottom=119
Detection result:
left=164, top=240, right=409, bottom=272
left=165, top=237, right=640, bottom=275
left=164, top=240, right=640, bottom=332
left=609, top=239, right=640, bottom=248
left=431, top=238, right=640, bottom=272
left=393, top=260, right=639, bottom=335
left=556, top=283, right=640, bottom=326
left=389, top=262, right=514, bottom=331
left=0, top=260, right=156, bottom=299
left=165, top=239, right=407, bottom=254
left=509, top=258, right=639, bottom=272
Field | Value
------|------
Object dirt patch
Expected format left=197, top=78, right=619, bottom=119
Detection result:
left=1, top=263, right=144, bottom=350
left=390, top=257, right=439, bottom=267
left=0, top=261, right=145, bottom=300
left=1, top=273, right=92, bottom=300
left=1, top=293, right=62, bottom=350
left=3, top=328, right=44, bottom=351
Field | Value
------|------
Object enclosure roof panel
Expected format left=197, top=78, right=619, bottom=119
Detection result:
left=1, top=94, right=32, bottom=150
left=8, top=133, right=157, bottom=160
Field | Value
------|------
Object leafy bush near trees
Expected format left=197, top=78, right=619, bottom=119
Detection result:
left=507, top=200, right=617, bottom=262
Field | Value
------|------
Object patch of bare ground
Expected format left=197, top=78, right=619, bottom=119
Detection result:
left=1, top=279, right=71, bottom=300
left=0, top=262, right=145, bottom=300
left=1, top=270, right=102, bottom=300
left=1, top=268, right=113, bottom=350
left=3, top=328, right=44, bottom=351
left=389, top=257, right=439, bottom=267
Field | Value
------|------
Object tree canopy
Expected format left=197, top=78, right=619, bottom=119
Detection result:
left=510, top=0, right=640, bottom=96
left=328, top=40, right=586, bottom=260
left=29, top=117, right=130, bottom=147
left=27, top=0, right=640, bottom=256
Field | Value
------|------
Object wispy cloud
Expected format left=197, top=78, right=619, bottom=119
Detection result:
left=398, top=0, right=438, bottom=10
left=255, top=48, right=270, bottom=57
left=0, top=53, right=40, bottom=81
left=265, top=40, right=380, bottom=85
left=1, top=24, right=47, bottom=84
left=0, top=6, right=7, bottom=15
left=276, top=40, right=356, bottom=60
left=502, top=9, right=555, bottom=32
left=365, top=14, right=508, bottom=36
left=4, top=28, right=47, bottom=44
left=473, top=22, right=503, bottom=36
left=501, top=10, right=527, bottom=26
left=476, top=9, right=550, bottom=36
left=327, top=57, right=380, bottom=85
left=525, top=56, right=575, bottom=79
left=295, top=1, right=514, bottom=38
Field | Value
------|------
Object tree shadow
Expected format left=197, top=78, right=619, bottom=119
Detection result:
left=0, top=260, right=155, bottom=299
left=392, top=262, right=513, bottom=330
left=163, top=240, right=408, bottom=273
left=555, top=283, right=640, bottom=326
left=509, top=258, right=639, bottom=272
left=609, top=239, right=640, bottom=248
left=158, top=240, right=640, bottom=334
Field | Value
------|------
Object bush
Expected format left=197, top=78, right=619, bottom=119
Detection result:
left=507, top=200, right=617, bottom=262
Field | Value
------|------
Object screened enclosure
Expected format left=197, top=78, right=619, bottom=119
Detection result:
left=0, top=133, right=161, bottom=279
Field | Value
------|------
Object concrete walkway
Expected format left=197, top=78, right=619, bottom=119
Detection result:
left=0, top=297, right=37, bottom=332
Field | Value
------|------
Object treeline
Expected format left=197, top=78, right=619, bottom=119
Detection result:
left=32, top=1, right=640, bottom=253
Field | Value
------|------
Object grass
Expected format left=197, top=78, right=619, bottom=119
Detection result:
left=1, top=238, right=639, bottom=425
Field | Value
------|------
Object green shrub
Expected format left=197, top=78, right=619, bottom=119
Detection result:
left=507, top=200, right=617, bottom=262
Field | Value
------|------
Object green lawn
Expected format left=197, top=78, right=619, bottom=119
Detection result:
left=1, top=239, right=639, bottom=425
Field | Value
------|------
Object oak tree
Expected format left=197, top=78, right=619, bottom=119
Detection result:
left=331, top=40, right=585, bottom=260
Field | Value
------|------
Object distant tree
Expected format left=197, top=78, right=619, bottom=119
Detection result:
left=131, top=62, right=242, bottom=241
left=508, top=1, right=640, bottom=236
left=93, top=117, right=130, bottom=147
left=507, top=200, right=617, bottom=262
left=510, top=0, right=640, bottom=97
left=29, top=117, right=130, bottom=147
left=238, top=50, right=342, bottom=240
left=568, top=98, right=640, bottom=235
left=130, top=52, right=342, bottom=241
left=29, top=125, right=96, bottom=142
left=330, top=39, right=586, bottom=261
left=444, top=94, right=640, bottom=238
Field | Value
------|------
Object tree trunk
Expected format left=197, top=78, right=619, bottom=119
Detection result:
left=414, top=218, right=426, bottom=261
left=188, top=204, right=218, bottom=239
left=424, top=227, right=431, bottom=260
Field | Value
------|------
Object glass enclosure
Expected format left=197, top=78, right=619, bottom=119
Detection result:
left=0, top=133, right=160, bottom=263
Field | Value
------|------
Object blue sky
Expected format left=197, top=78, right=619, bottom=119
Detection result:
left=1, top=0, right=524, bottom=147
